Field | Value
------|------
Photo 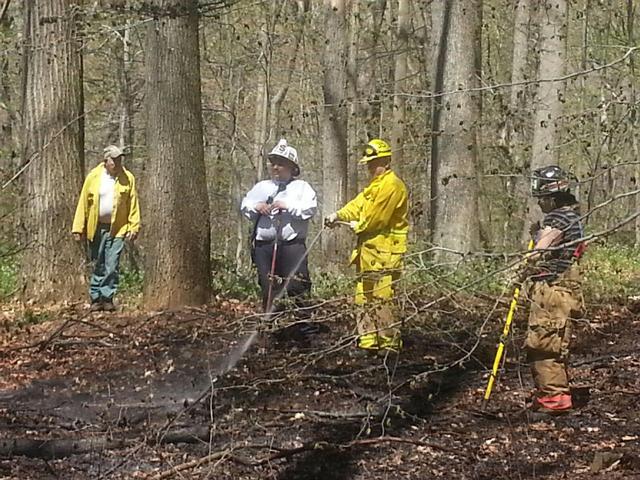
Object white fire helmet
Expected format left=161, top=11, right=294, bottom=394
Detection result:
left=267, top=139, right=300, bottom=176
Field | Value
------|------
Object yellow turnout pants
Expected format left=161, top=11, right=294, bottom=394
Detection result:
left=354, top=270, right=402, bottom=351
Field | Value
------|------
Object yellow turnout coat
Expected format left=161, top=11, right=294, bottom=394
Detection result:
left=337, top=169, right=408, bottom=275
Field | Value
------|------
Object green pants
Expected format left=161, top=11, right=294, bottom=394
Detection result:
left=89, top=224, right=125, bottom=302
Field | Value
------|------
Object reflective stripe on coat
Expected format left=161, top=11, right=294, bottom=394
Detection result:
left=336, top=169, right=409, bottom=273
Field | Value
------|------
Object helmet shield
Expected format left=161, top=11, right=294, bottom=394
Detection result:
left=359, top=138, right=392, bottom=164
left=531, top=165, right=572, bottom=197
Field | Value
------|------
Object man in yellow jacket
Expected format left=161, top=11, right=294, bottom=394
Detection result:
left=325, top=139, right=409, bottom=352
left=72, top=146, right=140, bottom=311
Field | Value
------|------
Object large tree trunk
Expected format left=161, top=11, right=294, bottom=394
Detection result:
left=20, top=0, right=85, bottom=301
left=429, top=0, right=481, bottom=260
left=143, top=0, right=211, bottom=308
left=524, top=0, right=567, bottom=230
left=321, top=0, right=349, bottom=262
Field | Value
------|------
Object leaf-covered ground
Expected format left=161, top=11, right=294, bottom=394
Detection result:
left=0, top=295, right=639, bottom=479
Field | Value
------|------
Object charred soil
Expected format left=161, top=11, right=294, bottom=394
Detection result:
left=0, top=296, right=639, bottom=479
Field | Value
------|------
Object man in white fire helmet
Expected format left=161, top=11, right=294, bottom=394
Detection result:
left=241, top=139, right=318, bottom=318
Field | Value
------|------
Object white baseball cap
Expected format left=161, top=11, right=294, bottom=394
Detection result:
left=104, top=145, right=124, bottom=160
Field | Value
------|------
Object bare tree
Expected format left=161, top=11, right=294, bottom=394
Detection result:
left=143, top=0, right=211, bottom=308
left=429, top=0, right=481, bottom=259
left=321, top=0, right=349, bottom=261
left=20, top=0, right=86, bottom=301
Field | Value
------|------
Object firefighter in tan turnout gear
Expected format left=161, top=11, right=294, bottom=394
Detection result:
left=523, top=165, right=585, bottom=414
left=325, top=139, right=409, bottom=352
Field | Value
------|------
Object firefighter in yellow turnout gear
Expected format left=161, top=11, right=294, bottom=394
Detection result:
left=325, top=139, right=409, bottom=352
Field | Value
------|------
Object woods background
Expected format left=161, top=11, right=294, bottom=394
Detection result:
left=1, top=0, right=639, bottom=308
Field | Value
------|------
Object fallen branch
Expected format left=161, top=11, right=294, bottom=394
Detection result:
left=149, top=445, right=235, bottom=480
left=0, top=436, right=132, bottom=459
left=0, top=427, right=210, bottom=460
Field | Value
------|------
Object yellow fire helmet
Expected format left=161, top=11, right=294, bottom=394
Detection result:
left=359, top=138, right=392, bottom=164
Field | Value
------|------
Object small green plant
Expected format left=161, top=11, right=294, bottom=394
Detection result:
left=119, top=267, right=144, bottom=299
left=0, top=245, right=19, bottom=300
left=312, top=269, right=352, bottom=299
left=211, top=254, right=260, bottom=300
left=19, top=308, right=49, bottom=327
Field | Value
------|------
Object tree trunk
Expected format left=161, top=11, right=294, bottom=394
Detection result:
left=321, top=0, right=349, bottom=262
left=0, top=0, right=15, bottom=160
left=507, top=0, right=534, bottom=246
left=117, top=20, right=134, bottom=153
left=143, top=0, right=211, bottom=308
left=429, top=0, right=481, bottom=260
left=524, top=0, right=567, bottom=231
left=391, top=0, right=409, bottom=170
left=346, top=0, right=360, bottom=198
left=20, top=0, right=86, bottom=302
left=252, top=29, right=269, bottom=183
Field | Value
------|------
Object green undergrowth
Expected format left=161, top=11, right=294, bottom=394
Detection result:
left=0, top=245, right=18, bottom=299
left=580, top=243, right=640, bottom=300
left=210, top=254, right=260, bottom=300
left=1, top=244, right=638, bottom=308
left=118, top=267, right=144, bottom=304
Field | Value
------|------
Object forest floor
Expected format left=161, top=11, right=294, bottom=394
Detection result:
left=0, top=294, right=639, bottom=479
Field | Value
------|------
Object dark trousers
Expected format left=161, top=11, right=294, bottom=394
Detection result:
left=253, top=239, right=311, bottom=312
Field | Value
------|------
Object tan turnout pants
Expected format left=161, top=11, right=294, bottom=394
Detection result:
left=525, top=268, right=582, bottom=397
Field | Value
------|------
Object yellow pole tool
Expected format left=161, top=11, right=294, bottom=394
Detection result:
left=482, top=239, right=535, bottom=407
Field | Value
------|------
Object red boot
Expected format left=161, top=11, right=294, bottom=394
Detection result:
left=532, top=393, right=573, bottom=414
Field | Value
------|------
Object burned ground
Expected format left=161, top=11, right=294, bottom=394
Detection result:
left=0, top=296, right=639, bottom=479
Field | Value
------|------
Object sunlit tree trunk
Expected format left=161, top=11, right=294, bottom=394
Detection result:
left=117, top=20, right=133, bottom=153
left=506, top=0, right=535, bottom=246
left=20, top=0, right=85, bottom=301
left=524, top=0, right=567, bottom=230
left=430, top=0, right=481, bottom=260
left=391, top=0, right=409, bottom=170
left=321, top=0, right=349, bottom=262
left=143, top=0, right=211, bottom=308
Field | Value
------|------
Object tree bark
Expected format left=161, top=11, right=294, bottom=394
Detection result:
left=429, top=0, right=481, bottom=260
left=506, top=0, right=534, bottom=246
left=143, top=0, right=211, bottom=308
left=0, top=0, right=15, bottom=160
left=321, top=0, right=349, bottom=262
left=346, top=0, right=360, bottom=198
left=524, top=0, right=568, bottom=230
left=117, top=20, right=134, bottom=153
left=20, top=0, right=86, bottom=301
left=391, top=0, right=409, bottom=170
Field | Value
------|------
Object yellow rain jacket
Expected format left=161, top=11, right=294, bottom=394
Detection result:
left=336, top=169, right=409, bottom=273
left=72, top=164, right=140, bottom=241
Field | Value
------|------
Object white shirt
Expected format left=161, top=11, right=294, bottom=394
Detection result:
left=241, top=179, right=317, bottom=241
left=98, top=170, right=116, bottom=223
